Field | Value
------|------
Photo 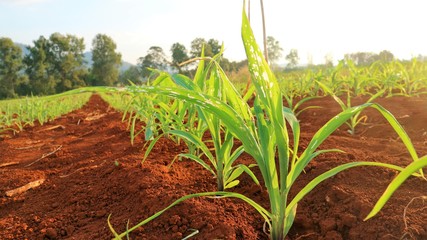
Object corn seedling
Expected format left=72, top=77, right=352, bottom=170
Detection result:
left=169, top=51, right=259, bottom=191
left=128, top=48, right=259, bottom=191
left=0, top=91, right=91, bottom=134
left=108, top=3, right=427, bottom=239
left=284, top=94, right=322, bottom=117
left=318, top=81, right=384, bottom=135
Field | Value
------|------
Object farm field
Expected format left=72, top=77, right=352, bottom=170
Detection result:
left=0, top=93, right=426, bottom=239
left=2, top=5, right=427, bottom=240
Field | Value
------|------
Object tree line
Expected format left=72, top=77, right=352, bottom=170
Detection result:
left=0, top=33, right=121, bottom=99
left=119, top=37, right=263, bottom=85
left=0, top=32, right=403, bottom=100
left=0, top=34, right=256, bottom=99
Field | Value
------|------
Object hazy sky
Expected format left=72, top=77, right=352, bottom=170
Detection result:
left=1, top=0, right=426, bottom=65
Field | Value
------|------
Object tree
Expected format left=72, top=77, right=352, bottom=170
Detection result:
left=24, top=36, right=56, bottom=95
left=324, top=53, right=334, bottom=67
left=266, top=36, right=283, bottom=64
left=0, top=38, right=23, bottom=99
left=24, top=34, right=88, bottom=95
left=207, top=39, right=221, bottom=56
left=47, top=33, right=87, bottom=92
left=119, top=65, right=143, bottom=85
left=378, top=50, right=394, bottom=62
left=344, top=52, right=377, bottom=66
left=285, top=49, right=299, bottom=68
left=345, top=51, right=395, bottom=66
left=137, top=46, right=169, bottom=78
left=91, top=34, right=122, bottom=86
left=170, top=42, right=189, bottom=73
left=190, top=38, right=222, bottom=58
left=190, top=38, right=210, bottom=58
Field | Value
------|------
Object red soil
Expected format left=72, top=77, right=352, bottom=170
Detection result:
left=1, top=94, right=426, bottom=240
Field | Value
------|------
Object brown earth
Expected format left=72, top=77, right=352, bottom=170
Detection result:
left=1, top=94, right=427, bottom=240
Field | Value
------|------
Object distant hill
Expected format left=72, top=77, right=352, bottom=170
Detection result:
left=14, top=43, right=133, bottom=72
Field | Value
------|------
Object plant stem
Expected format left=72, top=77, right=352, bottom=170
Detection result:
left=260, top=0, right=268, bottom=63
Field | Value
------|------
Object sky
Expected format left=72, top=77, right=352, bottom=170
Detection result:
left=1, top=0, right=426, bottom=65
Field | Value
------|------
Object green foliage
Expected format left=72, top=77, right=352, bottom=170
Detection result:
left=190, top=38, right=221, bottom=58
left=345, top=50, right=394, bottom=66
left=24, top=36, right=56, bottom=95
left=285, top=49, right=299, bottom=68
left=137, top=46, right=168, bottom=79
left=170, top=42, right=189, bottom=73
left=0, top=91, right=91, bottom=135
left=365, top=155, right=427, bottom=220
left=317, top=81, right=385, bottom=135
left=47, top=33, right=87, bottom=92
left=108, top=3, right=426, bottom=239
left=165, top=51, right=259, bottom=191
left=266, top=36, right=283, bottom=64
left=277, top=58, right=427, bottom=99
left=0, top=37, right=23, bottom=99
left=23, top=33, right=87, bottom=96
left=118, top=66, right=143, bottom=85
left=91, top=34, right=122, bottom=86
left=207, top=39, right=221, bottom=56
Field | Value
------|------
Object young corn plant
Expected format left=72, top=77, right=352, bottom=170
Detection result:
left=0, top=91, right=91, bottom=134
left=121, top=74, right=196, bottom=148
left=318, top=81, right=384, bottom=135
left=283, top=94, right=322, bottom=117
left=108, top=3, right=426, bottom=239
left=128, top=48, right=259, bottom=191
left=169, top=52, right=259, bottom=191
left=129, top=64, right=211, bottom=159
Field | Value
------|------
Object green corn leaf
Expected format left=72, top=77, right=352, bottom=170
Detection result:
left=317, top=81, right=346, bottom=110
left=242, top=84, right=256, bottom=102
left=365, top=155, right=427, bottom=220
left=178, top=153, right=215, bottom=176
left=107, top=214, right=120, bottom=238
left=225, top=166, right=245, bottom=187
left=286, top=161, right=414, bottom=217
left=141, top=133, right=164, bottom=164
left=366, top=89, right=385, bottom=103
left=289, top=103, right=371, bottom=186
left=370, top=103, right=420, bottom=167
left=134, top=86, right=261, bottom=161
left=151, top=71, right=174, bottom=87
left=238, top=164, right=260, bottom=186
left=216, top=65, right=253, bottom=122
left=292, top=96, right=321, bottom=112
left=112, top=191, right=271, bottom=239
left=283, top=107, right=300, bottom=167
left=172, top=74, right=200, bottom=91
left=169, top=129, right=215, bottom=168
left=144, top=118, right=154, bottom=141
left=241, top=3, right=281, bottom=112
left=242, top=4, right=290, bottom=196
left=284, top=204, right=297, bottom=236
left=217, top=132, right=234, bottom=161
left=225, top=180, right=240, bottom=189
left=295, top=106, right=322, bottom=117
left=223, top=145, right=245, bottom=173
left=194, top=47, right=206, bottom=90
